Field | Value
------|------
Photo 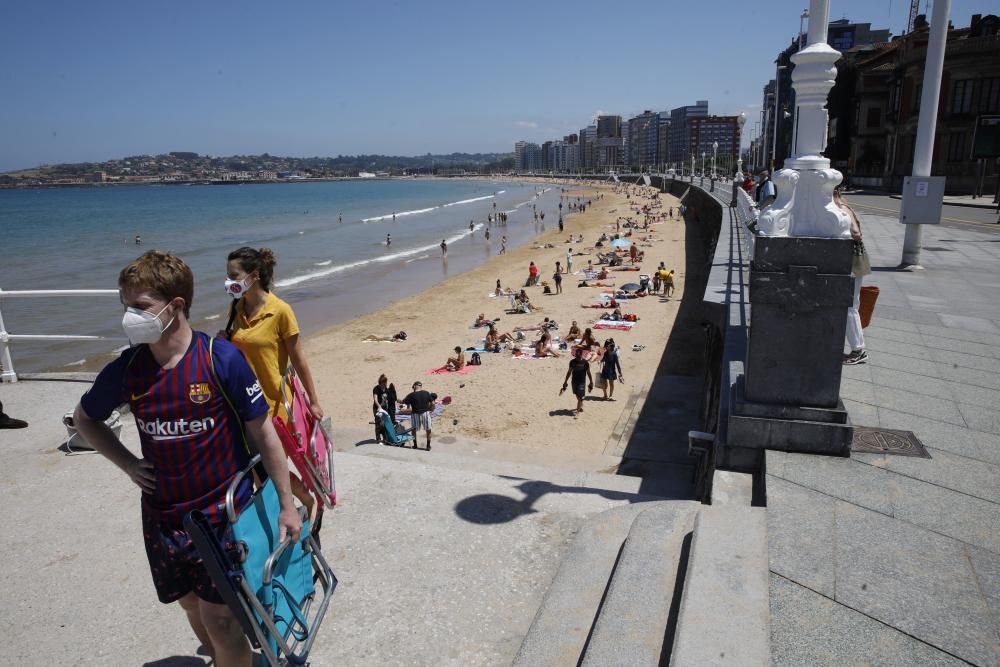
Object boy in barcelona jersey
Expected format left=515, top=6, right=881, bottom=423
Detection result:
left=73, top=250, right=301, bottom=667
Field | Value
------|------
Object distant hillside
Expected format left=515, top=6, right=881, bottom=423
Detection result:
left=2, top=152, right=516, bottom=183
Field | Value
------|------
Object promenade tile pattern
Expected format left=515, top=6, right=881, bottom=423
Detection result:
left=768, top=213, right=1000, bottom=666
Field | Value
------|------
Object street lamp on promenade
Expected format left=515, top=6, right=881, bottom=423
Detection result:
left=736, top=113, right=747, bottom=180
left=712, top=141, right=719, bottom=179
left=701, top=151, right=706, bottom=177
left=731, top=0, right=857, bottom=459
left=691, top=153, right=695, bottom=181
left=771, top=64, right=789, bottom=171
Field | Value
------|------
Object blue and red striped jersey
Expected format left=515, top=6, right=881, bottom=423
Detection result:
left=81, top=331, right=268, bottom=524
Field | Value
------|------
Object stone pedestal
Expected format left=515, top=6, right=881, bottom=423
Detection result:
left=728, top=236, right=855, bottom=456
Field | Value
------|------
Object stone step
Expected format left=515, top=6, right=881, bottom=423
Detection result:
left=668, top=506, right=771, bottom=666
left=512, top=503, right=653, bottom=667
left=580, top=502, right=699, bottom=666
left=353, top=440, right=695, bottom=500
left=711, top=469, right=754, bottom=507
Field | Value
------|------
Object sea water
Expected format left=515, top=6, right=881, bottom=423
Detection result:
left=0, top=179, right=564, bottom=373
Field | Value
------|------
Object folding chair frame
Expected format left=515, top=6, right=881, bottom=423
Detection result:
left=277, top=368, right=336, bottom=509
left=186, top=455, right=337, bottom=667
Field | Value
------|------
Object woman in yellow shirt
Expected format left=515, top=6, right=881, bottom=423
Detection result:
left=223, top=247, right=324, bottom=423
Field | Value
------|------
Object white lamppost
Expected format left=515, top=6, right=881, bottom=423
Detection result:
left=771, top=64, right=789, bottom=170
left=756, top=0, right=850, bottom=238
left=691, top=153, right=695, bottom=180
left=701, top=151, right=706, bottom=176
left=712, top=141, right=719, bottom=179
left=736, top=113, right=747, bottom=180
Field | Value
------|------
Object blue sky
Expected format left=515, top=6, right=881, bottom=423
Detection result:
left=0, top=0, right=993, bottom=171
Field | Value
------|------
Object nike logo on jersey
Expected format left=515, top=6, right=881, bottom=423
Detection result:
left=136, top=417, right=216, bottom=440
left=131, top=391, right=151, bottom=401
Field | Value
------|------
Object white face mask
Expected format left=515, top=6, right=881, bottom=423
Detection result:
left=122, top=303, right=175, bottom=345
left=224, top=277, right=253, bottom=299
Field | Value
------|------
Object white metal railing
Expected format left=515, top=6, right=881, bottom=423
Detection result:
left=0, top=289, right=125, bottom=382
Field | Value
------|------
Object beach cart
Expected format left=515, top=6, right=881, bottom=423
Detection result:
left=273, top=367, right=336, bottom=509
left=185, top=455, right=337, bottom=666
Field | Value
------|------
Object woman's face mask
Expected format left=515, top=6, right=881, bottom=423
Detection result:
left=224, top=275, right=254, bottom=299
left=121, top=302, right=175, bottom=345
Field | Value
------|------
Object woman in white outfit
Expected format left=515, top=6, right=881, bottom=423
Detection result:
left=834, top=187, right=871, bottom=365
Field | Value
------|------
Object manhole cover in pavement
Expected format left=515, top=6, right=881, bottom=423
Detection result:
left=851, top=426, right=931, bottom=458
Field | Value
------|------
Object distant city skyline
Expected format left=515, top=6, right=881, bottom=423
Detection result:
left=0, top=0, right=992, bottom=172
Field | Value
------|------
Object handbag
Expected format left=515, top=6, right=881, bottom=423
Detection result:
left=594, top=375, right=607, bottom=390
left=852, top=240, right=872, bottom=277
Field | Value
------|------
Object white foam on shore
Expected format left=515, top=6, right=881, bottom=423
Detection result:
left=442, top=194, right=494, bottom=207
left=362, top=206, right=438, bottom=223
left=315, top=260, right=333, bottom=266
left=204, top=314, right=221, bottom=320
left=362, top=192, right=500, bottom=222
left=275, top=223, right=485, bottom=288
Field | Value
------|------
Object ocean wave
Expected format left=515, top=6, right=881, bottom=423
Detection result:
left=362, top=193, right=500, bottom=222
left=275, top=223, right=485, bottom=288
left=362, top=206, right=438, bottom=223
left=442, top=194, right=495, bottom=207
left=204, top=314, right=221, bottom=320
left=315, top=260, right=332, bottom=266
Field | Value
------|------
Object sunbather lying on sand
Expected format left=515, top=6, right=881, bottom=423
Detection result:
left=363, top=331, right=407, bottom=342
left=474, top=313, right=499, bottom=327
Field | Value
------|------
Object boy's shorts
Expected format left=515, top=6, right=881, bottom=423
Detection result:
left=142, top=510, right=232, bottom=604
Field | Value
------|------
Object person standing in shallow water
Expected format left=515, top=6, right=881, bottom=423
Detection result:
left=440, top=239, right=447, bottom=258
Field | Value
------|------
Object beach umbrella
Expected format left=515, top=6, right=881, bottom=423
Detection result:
left=621, top=282, right=641, bottom=292
left=611, top=239, right=631, bottom=248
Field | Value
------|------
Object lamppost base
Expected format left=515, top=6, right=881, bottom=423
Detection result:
left=896, top=262, right=925, bottom=271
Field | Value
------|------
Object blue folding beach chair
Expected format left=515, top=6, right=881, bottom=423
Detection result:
left=185, top=455, right=337, bottom=666
left=376, top=408, right=415, bottom=447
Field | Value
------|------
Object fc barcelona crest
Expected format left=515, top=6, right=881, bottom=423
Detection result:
left=188, top=382, right=212, bottom=404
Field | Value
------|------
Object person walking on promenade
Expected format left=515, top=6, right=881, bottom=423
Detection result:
left=835, top=187, right=871, bottom=365
left=401, top=381, right=434, bottom=450
left=562, top=348, right=593, bottom=414
left=223, top=247, right=325, bottom=423
left=372, top=373, right=397, bottom=444
left=599, top=339, right=623, bottom=400
left=73, top=250, right=301, bottom=667
left=222, top=247, right=326, bottom=524
left=664, top=269, right=675, bottom=297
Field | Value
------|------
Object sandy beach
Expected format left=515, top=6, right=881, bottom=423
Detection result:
left=302, top=180, right=686, bottom=460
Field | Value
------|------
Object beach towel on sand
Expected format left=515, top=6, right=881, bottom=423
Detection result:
left=593, top=321, right=635, bottom=331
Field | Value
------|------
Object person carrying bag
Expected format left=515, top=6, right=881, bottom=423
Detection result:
left=835, top=187, right=872, bottom=365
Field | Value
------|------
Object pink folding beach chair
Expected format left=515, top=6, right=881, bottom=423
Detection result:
left=273, top=366, right=336, bottom=508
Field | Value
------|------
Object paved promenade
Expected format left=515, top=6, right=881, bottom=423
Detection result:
left=768, top=211, right=1000, bottom=665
